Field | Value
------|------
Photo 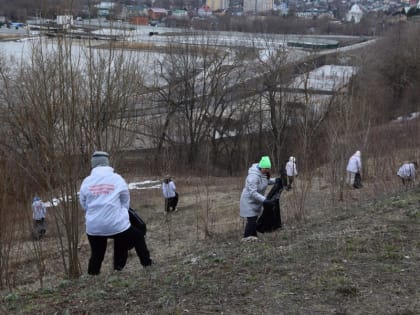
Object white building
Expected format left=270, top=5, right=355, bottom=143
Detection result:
left=56, top=15, right=74, bottom=28
left=287, top=65, right=357, bottom=115
left=346, top=4, right=364, bottom=23
left=290, top=65, right=356, bottom=91
left=243, top=0, right=274, bottom=14
left=95, top=1, right=116, bottom=17
left=198, top=5, right=213, bottom=17
left=206, top=0, right=229, bottom=11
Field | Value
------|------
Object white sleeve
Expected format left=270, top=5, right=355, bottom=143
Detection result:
left=79, top=190, right=87, bottom=211
left=120, top=189, right=130, bottom=210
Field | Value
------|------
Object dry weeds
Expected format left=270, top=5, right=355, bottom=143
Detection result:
left=1, top=175, right=419, bottom=314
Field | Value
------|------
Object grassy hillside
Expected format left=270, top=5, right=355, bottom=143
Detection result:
left=1, top=177, right=420, bottom=314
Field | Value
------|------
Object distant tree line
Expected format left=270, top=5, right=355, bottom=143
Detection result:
left=0, top=0, right=88, bottom=20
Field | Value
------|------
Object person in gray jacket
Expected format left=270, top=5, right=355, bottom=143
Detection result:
left=240, top=156, right=276, bottom=240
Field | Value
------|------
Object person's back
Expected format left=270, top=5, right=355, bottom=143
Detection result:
left=162, top=178, right=176, bottom=199
left=79, top=151, right=152, bottom=275
left=162, top=176, right=178, bottom=212
left=79, top=166, right=130, bottom=236
left=346, top=151, right=361, bottom=173
left=397, top=162, right=417, bottom=185
left=397, top=163, right=415, bottom=178
left=346, top=150, right=362, bottom=187
left=32, top=197, right=47, bottom=239
left=32, top=198, right=46, bottom=221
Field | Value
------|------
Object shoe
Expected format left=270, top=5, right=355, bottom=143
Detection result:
left=142, top=258, right=153, bottom=268
left=241, top=236, right=258, bottom=242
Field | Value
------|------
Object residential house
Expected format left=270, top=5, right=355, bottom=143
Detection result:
left=171, top=9, right=189, bottom=18
left=95, top=1, right=116, bottom=17
left=121, top=5, right=148, bottom=20
left=148, top=8, right=168, bottom=21
left=198, top=5, right=213, bottom=16
left=129, top=16, right=149, bottom=25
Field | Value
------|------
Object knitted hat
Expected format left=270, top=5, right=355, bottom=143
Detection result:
left=258, top=156, right=271, bottom=169
left=91, top=151, right=110, bottom=168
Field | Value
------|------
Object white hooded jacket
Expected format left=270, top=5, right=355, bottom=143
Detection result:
left=79, top=166, right=130, bottom=236
left=32, top=200, right=46, bottom=220
left=162, top=180, right=176, bottom=198
left=286, top=157, right=298, bottom=177
left=397, top=163, right=416, bottom=179
left=346, top=151, right=362, bottom=173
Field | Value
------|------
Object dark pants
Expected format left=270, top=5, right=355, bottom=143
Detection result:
left=244, top=216, right=258, bottom=238
left=399, top=176, right=413, bottom=186
left=165, top=192, right=179, bottom=212
left=33, top=218, right=46, bottom=240
left=87, top=225, right=152, bottom=275
left=353, top=172, right=363, bottom=189
left=287, top=176, right=294, bottom=190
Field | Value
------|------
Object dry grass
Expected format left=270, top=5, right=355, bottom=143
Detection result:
left=1, top=174, right=420, bottom=314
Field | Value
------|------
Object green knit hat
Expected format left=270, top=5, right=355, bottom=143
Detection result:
left=258, top=156, right=271, bottom=169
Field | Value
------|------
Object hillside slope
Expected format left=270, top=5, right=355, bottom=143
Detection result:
left=1, top=180, right=419, bottom=314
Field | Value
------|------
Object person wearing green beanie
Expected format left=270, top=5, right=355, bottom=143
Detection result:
left=258, top=156, right=271, bottom=169
left=239, top=156, right=276, bottom=240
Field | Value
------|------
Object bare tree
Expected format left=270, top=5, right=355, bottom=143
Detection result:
left=250, top=34, right=296, bottom=168
left=151, top=34, right=244, bottom=168
left=0, top=33, right=145, bottom=281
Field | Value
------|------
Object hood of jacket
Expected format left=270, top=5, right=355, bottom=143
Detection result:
left=248, top=163, right=263, bottom=177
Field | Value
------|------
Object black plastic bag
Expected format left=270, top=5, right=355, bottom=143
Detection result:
left=128, top=207, right=147, bottom=235
left=257, top=178, right=283, bottom=233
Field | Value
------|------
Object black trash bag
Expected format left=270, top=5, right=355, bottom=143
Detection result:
left=129, top=207, right=147, bottom=235
left=257, top=178, right=283, bottom=233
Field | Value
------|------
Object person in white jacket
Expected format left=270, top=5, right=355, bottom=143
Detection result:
left=346, top=150, right=362, bottom=187
left=397, top=161, right=417, bottom=186
left=79, top=151, right=152, bottom=275
left=285, top=156, right=298, bottom=190
left=162, top=175, right=178, bottom=212
left=32, top=196, right=47, bottom=240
